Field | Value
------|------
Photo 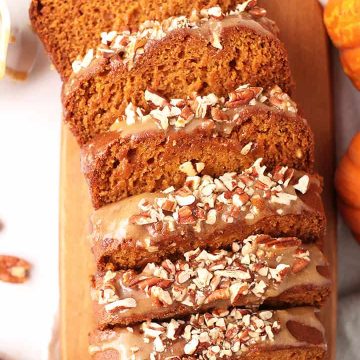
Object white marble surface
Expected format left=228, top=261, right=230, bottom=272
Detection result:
left=0, top=1, right=360, bottom=360
left=0, top=2, right=61, bottom=359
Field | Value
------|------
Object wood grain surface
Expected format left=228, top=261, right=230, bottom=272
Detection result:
left=59, top=0, right=337, bottom=358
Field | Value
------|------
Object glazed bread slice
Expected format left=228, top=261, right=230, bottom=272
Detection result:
left=92, top=235, right=331, bottom=328
left=90, top=160, right=326, bottom=270
left=81, top=86, right=314, bottom=209
left=30, top=0, right=242, bottom=80
left=89, top=307, right=327, bottom=359
left=62, top=4, right=292, bottom=145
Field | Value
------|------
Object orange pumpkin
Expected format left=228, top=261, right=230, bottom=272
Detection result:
left=335, top=132, right=360, bottom=242
left=324, top=0, right=360, bottom=90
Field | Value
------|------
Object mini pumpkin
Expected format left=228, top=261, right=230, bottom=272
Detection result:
left=324, top=0, right=360, bottom=90
left=335, top=132, right=360, bottom=242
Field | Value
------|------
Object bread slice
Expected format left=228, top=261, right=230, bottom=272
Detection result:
left=90, top=161, right=326, bottom=270
left=29, top=0, right=242, bottom=80
left=92, top=235, right=330, bottom=328
left=62, top=4, right=292, bottom=144
left=89, top=307, right=327, bottom=359
left=81, top=86, right=314, bottom=208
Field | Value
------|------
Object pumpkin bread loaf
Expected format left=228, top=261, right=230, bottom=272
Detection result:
left=92, top=235, right=330, bottom=328
left=90, top=160, right=326, bottom=270
left=62, top=4, right=293, bottom=144
left=81, top=86, right=314, bottom=208
left=30, top=0, right=243, bottom=80
left=89, top=307, right=327, bottom=359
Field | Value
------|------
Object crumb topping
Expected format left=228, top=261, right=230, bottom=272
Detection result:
left=97, top=235, right=311, bottom=312
left=72, top=1, right=269, bottom=73
left=108, top=85, right=297, bottom=132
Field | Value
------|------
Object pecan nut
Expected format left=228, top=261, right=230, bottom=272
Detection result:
left=292, top=258, right=310, bottom=274
left=0, top=255, right=31, bottom=284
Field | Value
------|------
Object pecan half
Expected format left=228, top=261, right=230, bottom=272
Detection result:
left=316, top=265, right=330, bottom=278
left=0, top=255, right=31, bottom=284
left=286, top=320, right=324, bottom=345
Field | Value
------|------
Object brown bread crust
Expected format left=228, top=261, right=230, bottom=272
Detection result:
left=29, top=0, right=240, bottom=80
left=62, top=16, right=292, bottom=144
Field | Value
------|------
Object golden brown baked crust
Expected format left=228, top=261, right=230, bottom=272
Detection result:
left=90, top=162, right=326, bottom=270
left=81, top=86, right=314, bottom=208
left=62, top=7, right=292, bottom=145
left=29, top=0, right=241, bottom=80
left=89, top=307, right=327, bottom=359
left=91, top=236, right=330, bottom=328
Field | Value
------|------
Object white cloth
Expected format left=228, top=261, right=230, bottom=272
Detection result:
left=0, top=1, right=359, bottom=360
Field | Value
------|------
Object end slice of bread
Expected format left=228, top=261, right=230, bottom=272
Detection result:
left=62, top=6, right=292, bottom=144
left=30, top=0, right=242, bottom=79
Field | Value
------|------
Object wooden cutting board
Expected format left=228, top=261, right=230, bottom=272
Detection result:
left=59, top=0, right=337, bottom=358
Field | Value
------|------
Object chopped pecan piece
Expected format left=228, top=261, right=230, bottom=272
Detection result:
left=137, top=277, right=164, bottom=290
left=211, top=107, right=229, bottom=121
left=180, top=106, right=195, bottom=121
left=248, top=6, right=267, bottom=17
left=226, top=87, right=262, bottom=107
left=263, top=237, right=302, bottom=249
left=204, top=288, right=229, bottom=304
left=178, top=206, right=196, bottom=224
left=292, top=258, right=310, bottom=274
left=129, top=212, right=156, bottom=225
left=161, top=199, right=177, bottom=212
